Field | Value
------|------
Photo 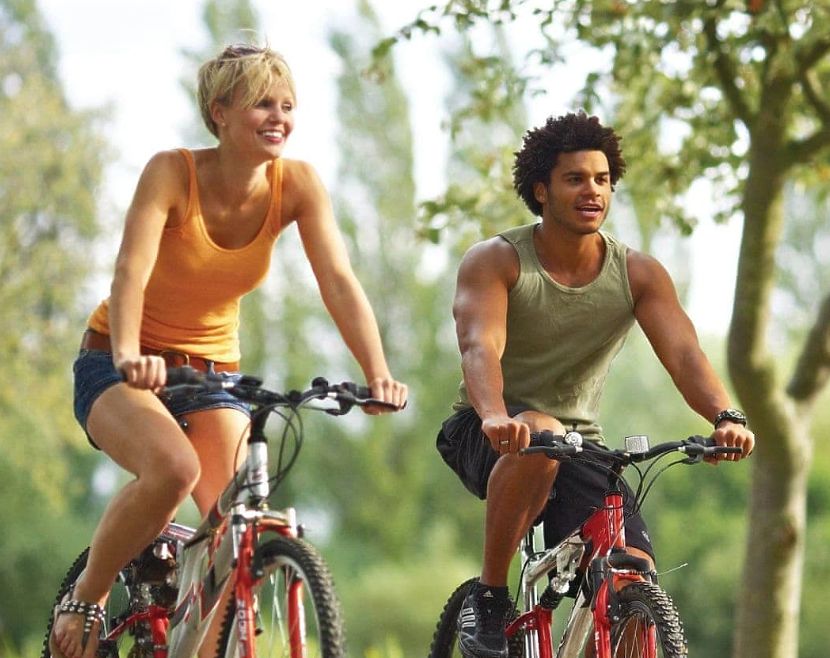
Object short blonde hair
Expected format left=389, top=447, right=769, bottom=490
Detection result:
left=198, top=44, right=296, bottom=138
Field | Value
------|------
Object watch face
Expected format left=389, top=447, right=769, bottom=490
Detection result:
left=715, top=409, right=746, bottom=426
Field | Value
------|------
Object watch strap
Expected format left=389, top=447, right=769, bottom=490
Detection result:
left=713, top=408, right=747, bottom=429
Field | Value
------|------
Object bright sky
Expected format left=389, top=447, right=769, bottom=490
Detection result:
left=38, top=0, right=740, bottom=335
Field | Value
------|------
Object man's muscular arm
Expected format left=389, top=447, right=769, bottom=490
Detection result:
left=628, top=250, right=755, bottom=460
left=453, top=238, right=530, bottom=454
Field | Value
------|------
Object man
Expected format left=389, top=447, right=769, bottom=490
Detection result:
left=436, top=111, right=755, bottom=658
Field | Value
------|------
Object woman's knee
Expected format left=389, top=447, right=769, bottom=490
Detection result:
left=143, top=444, right=201, bottom=501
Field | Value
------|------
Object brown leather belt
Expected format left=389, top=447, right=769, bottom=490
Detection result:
left=80, top=329, right=239, bottom=373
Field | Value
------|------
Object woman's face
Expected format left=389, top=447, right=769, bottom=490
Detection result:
left=216, top=79, right=295, bottom=158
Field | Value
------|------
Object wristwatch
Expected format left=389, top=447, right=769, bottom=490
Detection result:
left=713, top=408, right=747, bottom=429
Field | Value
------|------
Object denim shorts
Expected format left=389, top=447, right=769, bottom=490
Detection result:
left=73, top=349, right=251, bottom=448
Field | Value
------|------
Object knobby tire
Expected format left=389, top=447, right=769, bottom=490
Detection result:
left=41, top=548, right=146, bottom=658
left=605, top=582, right=687, bottom=658
left=216, top=535, right=345, bottom=658
left=429, top=579, right=686, bottom=658
left=428, top=577, right=523, bottom=658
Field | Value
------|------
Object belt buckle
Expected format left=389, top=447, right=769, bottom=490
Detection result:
left=159, top=349, right=191, bottom=369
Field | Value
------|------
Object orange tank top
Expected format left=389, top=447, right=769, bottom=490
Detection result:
left=88, top=149, right=283, bottom=362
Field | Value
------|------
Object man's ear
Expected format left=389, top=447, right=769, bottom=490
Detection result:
left=533, top=182, right=547, bottom=205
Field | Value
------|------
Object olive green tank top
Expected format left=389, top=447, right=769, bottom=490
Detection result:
left=454, top=223, right=635, bottom=439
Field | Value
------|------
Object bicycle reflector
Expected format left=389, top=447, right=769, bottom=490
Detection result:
left=624, top=435, right=650, bottom=454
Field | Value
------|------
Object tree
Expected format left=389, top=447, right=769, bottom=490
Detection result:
left=378, top=1, right=830, bottom=656
left=0, top=0, right=108, bottom=648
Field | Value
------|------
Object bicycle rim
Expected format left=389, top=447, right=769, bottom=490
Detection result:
left=218, top=536, right=345, bottom=658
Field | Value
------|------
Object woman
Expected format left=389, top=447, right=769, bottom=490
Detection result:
left=50, top=43, right=407, bottom=658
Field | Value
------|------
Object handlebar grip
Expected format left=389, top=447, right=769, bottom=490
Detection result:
left=687, top=435, right=744, bottom=455
left=521, top=444, right=580, bottom=457
left=166, top=366, right=206, bottom=386
left=715, top=446, right=744, bottom=454
left=521, top=431, right=582, bottom=458
left=338, top=381, right=395, bottom=407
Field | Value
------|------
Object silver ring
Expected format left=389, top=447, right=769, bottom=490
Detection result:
left=499, top=440, right=509, bottom=446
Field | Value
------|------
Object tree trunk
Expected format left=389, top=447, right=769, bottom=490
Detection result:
left=730, top=131, right=810, bottom=657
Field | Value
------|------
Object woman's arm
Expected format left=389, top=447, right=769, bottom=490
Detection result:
left=108, top=151, right=185, bottom=389
left=289, top=161, right=406, bottom=411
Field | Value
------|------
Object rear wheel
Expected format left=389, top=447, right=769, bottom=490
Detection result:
left=41, top=541, right=177, bottom=658
left=428, top=578, right=524, bottom=658
left=217, top=535, right=345, bottom=658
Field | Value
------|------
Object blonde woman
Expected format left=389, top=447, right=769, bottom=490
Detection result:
left=50, top=44, right=407, bottom=658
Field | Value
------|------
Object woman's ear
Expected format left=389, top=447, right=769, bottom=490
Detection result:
left=210, top=102, right=226, bottom=129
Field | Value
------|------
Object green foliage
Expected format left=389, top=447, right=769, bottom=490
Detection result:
left=379, top=1, right=830, bottom=233
left=417, top=29, right=529, bottom=252
left=0, top=0, right=110, bottom=649
left=178, top=0, right=261, bottom=145
left=332, top=523, right=477, bottom=655
left=6, top=0, right=829, bottom=655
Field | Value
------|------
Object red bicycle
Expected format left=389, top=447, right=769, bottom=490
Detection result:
left=428, top=431, right=742, bottom=658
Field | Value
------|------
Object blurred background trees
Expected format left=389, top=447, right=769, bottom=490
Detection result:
left=1, top=0, right=828, bottom=656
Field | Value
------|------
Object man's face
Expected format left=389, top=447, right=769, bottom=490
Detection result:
left=534, top=150, right=612, bottom=234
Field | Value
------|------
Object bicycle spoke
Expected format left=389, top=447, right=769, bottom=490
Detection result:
left=218, top=537, right=344, bottom=658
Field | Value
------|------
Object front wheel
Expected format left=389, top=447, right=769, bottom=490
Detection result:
left=559, top=582, right=687, bottom=657
left=607, top=582, right=687, bottom=657
left=217, top=535, right=345, bottom=658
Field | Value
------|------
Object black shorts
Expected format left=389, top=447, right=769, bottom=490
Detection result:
left=436, top=406, right=655, bottom=559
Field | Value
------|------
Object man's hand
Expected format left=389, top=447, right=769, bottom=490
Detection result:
left=482, top=416, right=531, bottom=455
left=709, top=421, right=755, bottom=463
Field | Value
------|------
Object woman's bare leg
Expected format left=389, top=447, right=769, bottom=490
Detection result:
left=184, top=407, right=251, bottom=658
left=51, top=383, right=201, bottom=658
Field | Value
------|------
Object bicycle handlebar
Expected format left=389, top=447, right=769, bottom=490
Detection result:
left=521, top=430, right=744, bottom=463
left=162, top=366, right=400, bottom=415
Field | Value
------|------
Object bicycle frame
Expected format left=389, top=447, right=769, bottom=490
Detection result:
left=51, top=370, right=389, bottom=658
left=505, top=484, right=657, bottom=658
left=103, top=423, right=302, bottom=658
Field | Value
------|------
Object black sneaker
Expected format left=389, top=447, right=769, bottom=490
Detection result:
left=457, top=582, right=511, bottom=658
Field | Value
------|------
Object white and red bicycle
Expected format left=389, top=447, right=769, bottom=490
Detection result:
left=43, top=367, right=396, bottom=658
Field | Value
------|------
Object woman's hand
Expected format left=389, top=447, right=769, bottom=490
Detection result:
left=115, top=354, right=167, bottom=392
left=364, top=376, right=408, bottom=415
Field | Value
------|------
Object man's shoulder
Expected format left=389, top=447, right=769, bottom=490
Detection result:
left=464, top=233, right=517, bottom=261
left=458, top=234, right=521, bottom=288
left=497, top=222, right=538, bottom=245
left=625, top=247, right=674, bottom=299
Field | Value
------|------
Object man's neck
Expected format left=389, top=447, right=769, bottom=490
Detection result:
left=533, top=223, right=606, bottom=287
